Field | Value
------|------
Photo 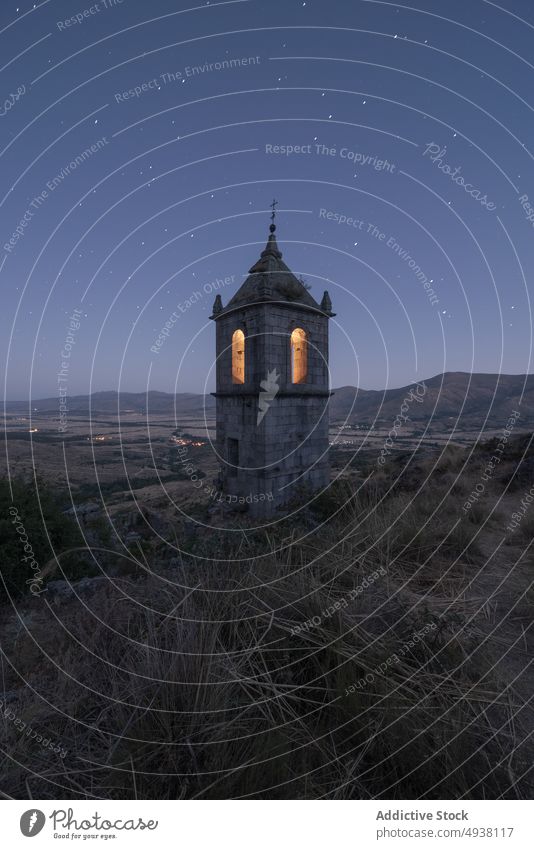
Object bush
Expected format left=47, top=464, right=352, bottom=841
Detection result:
left=0, top=478, right=87, bottom=603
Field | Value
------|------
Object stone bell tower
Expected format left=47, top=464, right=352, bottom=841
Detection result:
left=210, top=206, right=334, bottom=516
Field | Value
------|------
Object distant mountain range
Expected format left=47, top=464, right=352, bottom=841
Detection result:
left=329, top=372, right=534, bottom=428
left=6, top=372, right=534, bottom=429
left=6, top=390, right=213, bottom=416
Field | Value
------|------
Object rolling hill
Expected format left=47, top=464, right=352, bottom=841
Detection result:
left=6, top=372, right=534, bottom=428
left=329, top=372, right=534, bottom=428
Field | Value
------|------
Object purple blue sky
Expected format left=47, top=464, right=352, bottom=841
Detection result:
left=1, top=0, right=533, bottom=399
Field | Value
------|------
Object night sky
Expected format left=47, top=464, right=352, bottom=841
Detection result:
left=2, top=0, right=533, bottom=399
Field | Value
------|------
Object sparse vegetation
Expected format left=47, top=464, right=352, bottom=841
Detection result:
left=0, top=435, right=532, bottom=799
left=0, top=478, right=90, bottom=603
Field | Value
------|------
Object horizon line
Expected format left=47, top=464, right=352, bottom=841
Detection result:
left=5, top=370, right=534, bottom=405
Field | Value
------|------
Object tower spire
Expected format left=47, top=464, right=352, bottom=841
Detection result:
left=262, top=198, right=282, bottom=258
left=270, top=197, right=278, bottom=228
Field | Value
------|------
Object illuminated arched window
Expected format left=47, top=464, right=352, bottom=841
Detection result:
left=232, top=329, right=245, bottom=384
left=291, top=328, right=307, bottom=384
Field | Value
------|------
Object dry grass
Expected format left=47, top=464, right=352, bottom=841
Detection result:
left=1, top=440, right=533, bottom=800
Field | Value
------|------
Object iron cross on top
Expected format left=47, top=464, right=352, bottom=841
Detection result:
left=270, top=198, right=278, bottom=224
